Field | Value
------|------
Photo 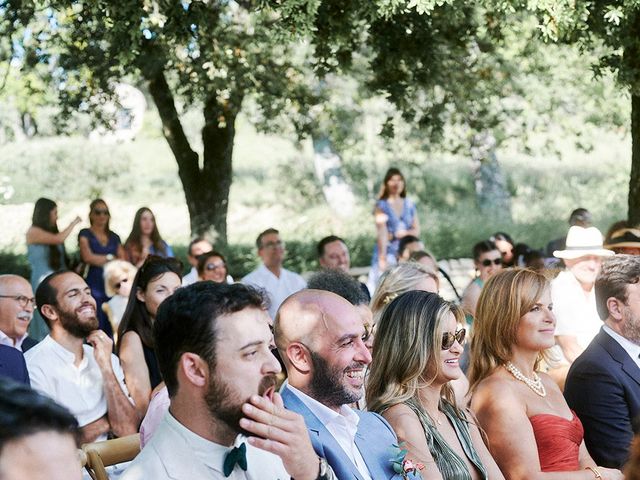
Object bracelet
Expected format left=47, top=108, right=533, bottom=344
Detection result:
left=585, top=466, right=602, bottom=479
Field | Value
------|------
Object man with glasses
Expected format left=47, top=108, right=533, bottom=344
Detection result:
left=0, top=275, right=38, bottom=352
left=242, top=228, right=306, bottom=318
left=275, top=290, right=403, bottom=480
left=25, top=271, right=137, bottom=443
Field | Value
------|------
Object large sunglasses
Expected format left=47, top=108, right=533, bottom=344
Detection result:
left=481, top=258, right=502, bottom=267
left=442, top=328, right=466, bottom=350
left=92, top=208, right=110, bottom=216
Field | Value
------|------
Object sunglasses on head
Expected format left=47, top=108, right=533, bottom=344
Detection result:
left=442, top=328, right=466, bottom=350
left=481, top=258, right=502, bottom=267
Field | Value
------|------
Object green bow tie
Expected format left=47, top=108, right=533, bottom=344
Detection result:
left=223, top=442, right=248, bottom=477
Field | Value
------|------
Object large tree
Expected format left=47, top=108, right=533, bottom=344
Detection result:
left=0, top=1, right=316, bottom=242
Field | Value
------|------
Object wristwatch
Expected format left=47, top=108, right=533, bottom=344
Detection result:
left=316, top=457, right=331, bottom=480
left=105, top=254, right=114, bottom=262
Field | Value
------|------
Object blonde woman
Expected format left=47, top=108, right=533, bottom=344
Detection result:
left=371, top=262, right=469, bottom=401
left=468, top=269, right=622, bottom=479
left=102, top=260, right=137, bottom=337
left=367, top=291, right=504, bottom=480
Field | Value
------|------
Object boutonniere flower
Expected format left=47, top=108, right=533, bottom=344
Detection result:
left=389, top=442, right=425, bottom=479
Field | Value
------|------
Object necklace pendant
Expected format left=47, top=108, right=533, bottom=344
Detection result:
left=504, top=361, right=547, bottom=397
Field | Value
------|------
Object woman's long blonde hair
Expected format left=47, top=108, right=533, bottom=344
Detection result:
left=367, top=290, right=464, bottom=414
left=467, top=268, right=553, bottom=393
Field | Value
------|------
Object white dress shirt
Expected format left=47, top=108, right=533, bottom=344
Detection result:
left=241, top=265, right=306, bottom=318
left=551, top=270, right=603, bottom=355
left=182, top=267, right=199, bottom=286
left=25, top=335, right=130, bottom=439
left=0, top=329, right=27, bottom=350
left=603, top=325, right=640, bottom=369
left=122, top=412, right=291, bottom=479
left=287, top=384, right=373, bottom=480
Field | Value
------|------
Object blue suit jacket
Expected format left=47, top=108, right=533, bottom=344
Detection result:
left=0, top=344, right=30, bottom=385
left=564, top=328, right=640, bottom=469
left=281, top=384, right=401, bottom=480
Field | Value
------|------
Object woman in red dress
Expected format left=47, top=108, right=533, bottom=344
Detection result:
left=468, top=269, right=622, bottom=480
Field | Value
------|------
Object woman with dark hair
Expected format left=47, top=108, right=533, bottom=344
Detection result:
left=117, top=255, right=182, bottom=417
left=490, top=232, right=516, bottom=267
left=367, top=167, right=420, bottom=291
left=78, top=199, right=126, bottom=337
left=196, top=250, right=230, bottom=284
left=26, top=198, right=81, bottom=339
left=367, top=290, right=504, bottom=480
left=469, top=269, right=622, bottom=479
left=124, top=207, right=174, bottom=268
left=461, top=240, right=503, bottom=323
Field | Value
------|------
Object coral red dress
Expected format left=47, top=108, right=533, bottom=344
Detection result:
left=529, top=411, right=584, bottom=471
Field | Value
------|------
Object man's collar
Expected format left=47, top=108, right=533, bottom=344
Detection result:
left=603, top=324, right=640, bottom=357
left=0, top=329, right=27, bottom=349
left=286, top=382, right=359, bottom=427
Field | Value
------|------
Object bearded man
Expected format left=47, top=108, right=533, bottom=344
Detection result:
left=565, top=255, right=640, bottom=469
left=275, top=289, right=403, bottom=480
left=122, top=282, right=334, bottom=480
left=25, top=271, right=137, bottom=443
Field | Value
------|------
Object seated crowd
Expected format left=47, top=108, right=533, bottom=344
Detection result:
left=3, top=201, right=640, bottom=480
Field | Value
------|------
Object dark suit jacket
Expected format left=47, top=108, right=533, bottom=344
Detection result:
left=564, top=328, right=640, bottom=468
left=21, top=336, right=38, bottom=353
left=0, top=344, right=30, bottom=385
left=281, top=384, right=402, bottom=480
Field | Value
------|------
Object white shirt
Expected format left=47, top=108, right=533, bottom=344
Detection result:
left=182, top=267, right=199, bottom=286
left=241, top=265, right=306, bottom=318
left=287, top=384, right=373, bottom=480
left=551, top=270, right=603, bottom=354
left=123, top=412, right=291, bottom=479
left=603, top=325, right=640, bottom=369
left=0, top=329, right=27, bottom=350
left=25, top=335, right=130, bottom=438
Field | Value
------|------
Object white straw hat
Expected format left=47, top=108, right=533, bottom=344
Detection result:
left=553, top=226, right=615, bottom=259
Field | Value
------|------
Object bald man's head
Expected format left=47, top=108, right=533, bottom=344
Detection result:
left=274, top=289, right=372, bottom=409
left=0, top=275, right=34, bottom=343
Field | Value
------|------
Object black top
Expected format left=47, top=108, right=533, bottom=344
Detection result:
left=142, top=343, right=162, bottom=389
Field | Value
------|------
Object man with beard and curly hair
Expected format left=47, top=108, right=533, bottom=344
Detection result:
left=25, top=271, right=138, bottom=443
left=123, top=282, right=335, bottom=479
left=275, top=289, right=403, bottom=480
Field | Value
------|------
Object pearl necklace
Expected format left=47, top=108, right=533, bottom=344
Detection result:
left=504, top=362, right=547, bottom=397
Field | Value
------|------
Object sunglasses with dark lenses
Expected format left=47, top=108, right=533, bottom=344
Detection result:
left=115, top=278, right=129, bottom=290
left=442, top=328, right=466, bottom=350
left=481, top=258, right=502, bottom=267
left=205, top=262, right=225, bottom=271
left=92, top=208, right=110, bottom=216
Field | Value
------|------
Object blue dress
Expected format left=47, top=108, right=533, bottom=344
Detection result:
left=27, top=243, right=65, bottom=341
left=78, top=228, right=122, bottom=337
left=368, top=197, right=418, bottom=290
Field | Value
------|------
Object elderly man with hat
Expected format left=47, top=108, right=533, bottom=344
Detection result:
left=552, top=225, right=614, bottom=365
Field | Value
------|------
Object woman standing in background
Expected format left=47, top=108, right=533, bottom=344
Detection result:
left=124, top=207, right=174, bottom=268
left=26, top=198, right=81, bottom=340
left=368, top=167, right=420, bottom=292
left=78, top=198, right=126, bottom=337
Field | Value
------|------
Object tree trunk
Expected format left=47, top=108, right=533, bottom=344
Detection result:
left=144, top=67, right=236, bottom=244
left=470, top=130, right=512, bottom=221
left=630, top=95, right=640, bottom=226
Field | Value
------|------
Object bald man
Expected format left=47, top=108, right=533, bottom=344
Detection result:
left=0, top=275, right=38, bottom=352
left=274, top=290, right=402, bottom=480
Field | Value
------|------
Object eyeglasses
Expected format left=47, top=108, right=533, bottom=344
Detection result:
left=115, top=278, right=129, bottom=290
left=205, top=262, right=226, bottom=271
left=92, top=209, right=110, bottom=216
left=481, top=258, right=502, bottom=267
left=261, top=240, right=284, bottom=250
left=442, top=328, right=466, bottom=350
left=0, top=295, right=36, bottom=309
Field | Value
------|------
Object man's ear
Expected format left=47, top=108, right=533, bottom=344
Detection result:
left=286, top=342, right=312, bottom=374
left=607, top=297, right=624, bottom=322
left=178, top=352, right=208, bottom=388
left=40, top=304, right=58, bottom=324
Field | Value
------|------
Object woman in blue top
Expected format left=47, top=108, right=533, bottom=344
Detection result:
left=78, top=198, right=126, bottom=337
left=124, top=207, right=174, bottom=268
left=368, top=167, right=420, bottom=291
left=26, top=198, right=82, bottom=340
